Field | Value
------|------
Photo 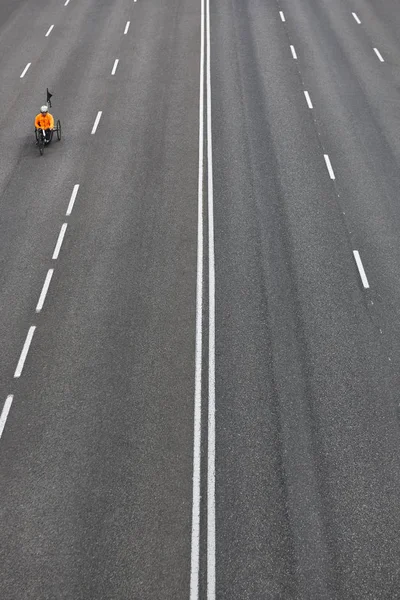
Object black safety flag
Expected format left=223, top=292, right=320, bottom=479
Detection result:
left=46, top=88, right=53, bottom=107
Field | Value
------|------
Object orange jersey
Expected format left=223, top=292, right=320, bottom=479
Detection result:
left=35, top=113, right=54, bottom=129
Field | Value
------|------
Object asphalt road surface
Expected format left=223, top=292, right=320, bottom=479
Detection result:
left=0, top=0, right=399, bottom=598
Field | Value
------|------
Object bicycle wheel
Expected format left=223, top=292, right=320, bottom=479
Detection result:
left=56, top=120, right=61, bottom=141
left=38, top=134, right=44, bottom=156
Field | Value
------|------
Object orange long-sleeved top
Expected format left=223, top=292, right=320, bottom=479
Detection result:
left=34, top=113, right=54, bottom=129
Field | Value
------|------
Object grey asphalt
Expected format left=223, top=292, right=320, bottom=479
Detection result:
left=1, top=0, right=400, bottom=599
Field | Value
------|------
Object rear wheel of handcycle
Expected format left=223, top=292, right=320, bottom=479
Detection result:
left=56, top=120, right=62, bottom=141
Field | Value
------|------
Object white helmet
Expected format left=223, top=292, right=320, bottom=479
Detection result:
left=41, top=105, right=48, bottom=112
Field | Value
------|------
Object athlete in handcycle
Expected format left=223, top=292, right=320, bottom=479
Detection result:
left=34, top=90, right=62, bottom=155
left=34, top=105, right=54, bottom=145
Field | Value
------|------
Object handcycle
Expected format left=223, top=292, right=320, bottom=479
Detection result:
left=35, top=89, right=62, bottom=156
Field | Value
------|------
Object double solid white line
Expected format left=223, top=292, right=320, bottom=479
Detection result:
left=190, top=0, right=216, bottom=595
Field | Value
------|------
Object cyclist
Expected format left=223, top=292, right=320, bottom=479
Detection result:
left=34, top=105, right=54, bottom=144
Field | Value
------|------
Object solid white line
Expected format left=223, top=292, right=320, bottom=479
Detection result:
left=91, top=111, right=102, bottom=134
left=290, top=45, right=298, bottom=59
left=36, top=269, right=54, bottom=313
left=190, top=0, right=204, bottom=597
left=52, top=223, right=68, bottom=259
left=14, top=327, right=36, bottom=378
left=352, top=12, right=361, bottom=24
left=0, top=396, right=13, bottom=440
left=45, top=25, right=54, bottom=37
left=20, top=63, right=31, bottom=78
left=124, top=21, right=130, bottom=34
left=304, top=90, right=313, bottom=109
left=64, top=0, right=70, bottom=5
left=353, top=250, right=370, bottom=288
left=66, top=184, right=80, bottom=216
left=324, top=154, right=335, bottom=179
left=374, top=48, right=384, bottom=62
left=111, top=59, right=119, bottom=75
left=206, top=0, right=216, bottom=595
left=280, top=11, right=285, bottom=22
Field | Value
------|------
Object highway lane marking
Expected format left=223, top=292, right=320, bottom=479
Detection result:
left=124, top=21, right=130, bottom=34
left=66, top=184, right=80, bottom=216
left=352, top=12, right=361, bottom=24
left=279, top=11, right=285, bottom=22
left=206, top=0, right=216, bottom=591
left=36, top=269, right=54, bottom=313
left=14, top=327, right=36, bottom=378
left=52, top=223, right=68, bottom=259
left=353, top=251, right=370, bottom=288
left=190, top=0, right=204, bottom=594
left=91, top=111, right=103, bottom=134
left=304, top=90, right=313, bottom=109
left=45, top=25, right=54, bottom=37
left=64, top=0, right=71, bottom=5
left=374, top=48, right=384, bottom=62
left=324, top=154, right=335, bottom=179
left=0, top=396, right=13, bottom=440
left=20, top=63, right=31, bottom=78
left=111, top=59, right=119, bottom=75
left=290, top=45, right=298, bottom=60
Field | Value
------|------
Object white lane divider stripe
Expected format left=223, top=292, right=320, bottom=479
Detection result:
left=91, top=111, right=102, bottom=134
left=280, top=11, right=285, bottom=22
left=64, top=0, right=71, bottom=5
left=353, top=251, right=370, bottom=288
left=124, top=21, right=130, bottom=34
left=290, top=45, right=297, bottom=59
left=20, top=63, right=31, bottom=78
left=206, top=0, right=216, bottom=592
left=66, top=184, right=80, bottom=216
left=324, top=154, right=335, bottom=179
left=352, top=12, right=361, bottom=24
left=111, top=59, right=119, bottom=75
left=190, top=0, right=204, bottom=595
left=36, top=269, right=54, bottom=313
left=14, top=327, right=36, bottom=378
left=45, top=25, right=54, bottom=37
left=304, top=90, right=313, bottom=109
left=374, top=48, right=384, bottom=62
left=52, top=223, right=68, bottom=259
left=0, top=396, right=13, bottom=440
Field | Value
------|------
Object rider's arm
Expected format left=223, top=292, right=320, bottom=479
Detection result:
left=34, top=114, right=41, bottom=129
left=49, top=113, right=55, bottom=129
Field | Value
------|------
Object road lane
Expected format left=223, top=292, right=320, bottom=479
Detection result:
left=211, top=0, right=400, bottom=597
left=0, top=0, right=200, bottom=598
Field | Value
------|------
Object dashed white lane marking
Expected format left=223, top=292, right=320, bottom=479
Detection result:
left=279, top=11, right=285, bottom=22
left=45, top=25, right=54, bottom=37
left=290, top=45, right=298, bottom=59
left=353, top=250, right=370, bottom=288
left=352, top=12, right=361, bottom=24
left=374, top=48, right=384, bottom=62
left=124, top=21, right=130, bottom=34
left=20, top=63, right=31, bottom=78
left=52, top=223, right=68, bottom=259
left=304, top=90, right=313, bottom=109
left=91, top=111, right=102, bottom=134
left=111, top=59, right=119, bottom=75
left=190, top=0, right=204, bottom=595
left=14, top=327, right=36, bottom=378
left=36, top=269, right=54, bottom=313
left=66, top=184, right=79, bottom=216
left=324, top=154, right=335, bottom=179
left=0, top=396, right=13, bottom=440
left=64, top=0, right=71, bottom=5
